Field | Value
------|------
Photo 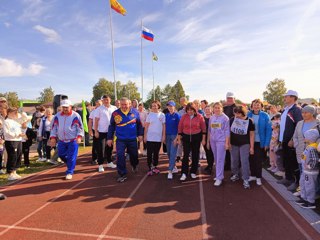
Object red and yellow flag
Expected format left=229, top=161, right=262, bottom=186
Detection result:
left=110, top=0, right=127, bottom=16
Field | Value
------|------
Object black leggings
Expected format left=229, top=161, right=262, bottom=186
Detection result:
left=181, top=133, right=202, bottom=175
left=5, top=141, right=22, bottom=174
left=146, top=141, right=161, bottom=169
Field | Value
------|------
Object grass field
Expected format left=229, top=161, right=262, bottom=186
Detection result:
left=0, top=146, right=92, bottom=186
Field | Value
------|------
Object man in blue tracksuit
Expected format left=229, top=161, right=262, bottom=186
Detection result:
left=50, top=99, right=84, bottom=180
left=107, top=97, right=143, bottom=182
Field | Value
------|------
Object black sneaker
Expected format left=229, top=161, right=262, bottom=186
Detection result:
left=91, top=160, right=98, bottom=165
left=295, top=199, right=307, bottom=205
left=300, top=201, right=316, bottom=209
left=117, top=175, right=127, bottom=183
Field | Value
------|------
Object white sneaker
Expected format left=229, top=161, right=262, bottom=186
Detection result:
left=106, top=162, right=117, bottom=168
left=65, top=174, right=72, bottom=180
left=0, top=169, right=6, bottom=174
left=8, top=174, right=19, bottom=181
left=172, top=167, right=179, bottom=173
left=256, top=178, right=262, bottom=186
left=48, top=159, right=59, bottom=165
left=271, top=167, right=279, bottom=173
left=191, top=173, right=197, bottom=179
left=167, top=171, right=173, bottom=180
left=248, top=176, right=256, bottom=182
left=214, top=179, right=222, bottom=186
left=293, top=191, right=301, bottom=197
left=180, top=173, right=187, bottom=181
left=275, top=171, right=285, bottom=177
left=98, top=165, right=105, bottom=172
left=267, top=166, right=274, bottom=171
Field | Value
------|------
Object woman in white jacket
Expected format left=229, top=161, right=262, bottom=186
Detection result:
left=3, top=107, right=25, bottom=181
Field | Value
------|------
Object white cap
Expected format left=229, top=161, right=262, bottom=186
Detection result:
left=226, top=92, right=235, bottom=98
left=60, top=99, right=72, bottom=107
left=283, top=90, right=298, bottom=98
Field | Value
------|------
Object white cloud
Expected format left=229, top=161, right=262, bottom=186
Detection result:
left=19, top=0, right=53, bottom=22
left=196, top=40, right=238, bottom=62
left=4, top=22, right=11, bottom=28
left=34, top=25, right=61, bottom=43
left=0, top=58, right=45, bottom=77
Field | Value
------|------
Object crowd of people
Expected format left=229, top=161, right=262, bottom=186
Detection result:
left=0, top=91, right=320, bottom=209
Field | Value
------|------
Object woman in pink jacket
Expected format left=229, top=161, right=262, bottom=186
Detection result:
left=177, top=103, right=206, bottom=181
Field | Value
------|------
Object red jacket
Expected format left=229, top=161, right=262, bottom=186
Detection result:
left=178, top=113, right=206, bottom=135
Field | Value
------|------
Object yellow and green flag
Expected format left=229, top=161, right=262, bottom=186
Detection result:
left=82, top=100, right=88, bottom=133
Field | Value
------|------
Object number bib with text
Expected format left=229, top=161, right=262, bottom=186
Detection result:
left=231, top=118, right=249, bottom=135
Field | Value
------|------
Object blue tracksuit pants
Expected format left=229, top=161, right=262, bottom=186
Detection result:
left=58, top=141, right=79, bottom=175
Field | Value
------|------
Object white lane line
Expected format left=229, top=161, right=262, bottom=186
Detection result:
left=97, top=174, right=148, bottom=240
left=262, top=186, right=314, bottom=240
left=0, top=167, right=58, bottom=191
left=0, top=172, right=99, bottom=237
left=198, top=168, right=209, bottom=240
left=0, top=224, right=145, bottom=240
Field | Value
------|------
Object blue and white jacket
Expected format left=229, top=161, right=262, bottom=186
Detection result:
left=248, top=110, right=272, bottom=148
left=50, top=110, right=84, bottom=142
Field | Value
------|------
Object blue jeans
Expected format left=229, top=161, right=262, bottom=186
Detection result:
left=166, top=135, right=178, bottom=171
left=116, top=139, right=138, bottom=176
left=58, top=141, right=79, bottom=175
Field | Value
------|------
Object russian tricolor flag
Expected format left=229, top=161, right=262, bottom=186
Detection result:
left=141, top=26, right=154, bottom=42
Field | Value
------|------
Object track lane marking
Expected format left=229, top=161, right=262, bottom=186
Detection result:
left=199, top=167, right=209, bottom=240
left=97, top=174, right=148, bottom=240
left=0, top=172, right=99, bottom=237
left=0, top=224, right=144, bottom=240
left=262, top=185, right=314, bottom=240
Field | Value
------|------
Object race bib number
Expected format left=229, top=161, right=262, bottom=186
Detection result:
left=211, top=122, right=221, bottom=129
left=231, top=118, right=249, bottom=135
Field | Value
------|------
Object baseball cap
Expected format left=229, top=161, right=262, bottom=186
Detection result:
left=226, top=92, right=235, bottom=98
left=60, top=99, right=72, bottom=107
left=167, top=101, right=176, bottom=107
left=283, top=90, right=298, bottom=98
left=0, top=97, right=7, bottom=102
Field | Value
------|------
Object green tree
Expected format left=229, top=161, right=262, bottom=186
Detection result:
left=145, top=85, right=162, bottom=109
left=170, top=80, right=186, bottom=108
left=92, top=78, right=116, bottom=103
left=0, top=92, right=19, bottom=107
left=120, top=80, right=141, bottom=101
left=263, top=78, right=287, bottom=107
left=161, top=84, right=173, bottom=103
left=38, top=86, right=54, bottom=103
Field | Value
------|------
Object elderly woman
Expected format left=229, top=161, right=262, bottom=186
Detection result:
left=247, top=99, right=272, bottom=186
left=3, top=107, right=25, bottom=181
left=292, top=105, right=319, bottom=194
left=177, top=102, right=206, bottom=181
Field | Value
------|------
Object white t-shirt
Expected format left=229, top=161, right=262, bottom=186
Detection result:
left=89, top=109, right=98, bottom=130
left=146, top=112, right=165, bottom=142
left=95, top=105, right=117, bottom=133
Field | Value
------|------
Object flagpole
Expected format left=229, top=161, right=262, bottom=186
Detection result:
left=152, top=54, right=155, bottom=101
left=109, top=1, right=117, bottom=100
left=141, top=19, right=144, bottom=103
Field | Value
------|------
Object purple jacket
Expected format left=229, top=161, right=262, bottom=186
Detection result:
left=208, top=113, right=230, bottom=142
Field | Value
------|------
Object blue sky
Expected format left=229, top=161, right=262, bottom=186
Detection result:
left=1, top=0, right=320, bottom=104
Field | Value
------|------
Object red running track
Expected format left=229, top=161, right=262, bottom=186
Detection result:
left=0, top=153, right=318, bottom=240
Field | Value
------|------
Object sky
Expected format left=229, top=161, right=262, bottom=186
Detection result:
left=1, top=0, right=320, bottom=104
